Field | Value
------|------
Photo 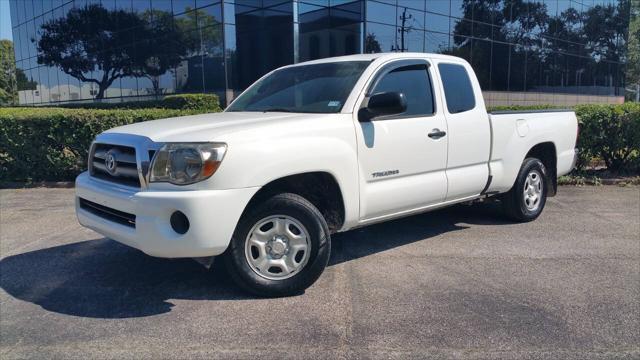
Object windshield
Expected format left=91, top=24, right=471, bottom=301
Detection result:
left=227, top=61, right=370, bottom=113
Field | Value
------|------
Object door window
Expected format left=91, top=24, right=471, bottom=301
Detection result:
left=438, top=63, right=476, bottom=114
left=370, top=64, right=435, bottom=117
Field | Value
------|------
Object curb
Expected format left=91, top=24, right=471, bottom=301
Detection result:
left=558, top=177, right=640, bottom=186
left=0, top=181, right=75, bottom=189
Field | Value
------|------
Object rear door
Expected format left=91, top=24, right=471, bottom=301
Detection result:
left=354, top=59, right=449, bottom=220
left=435, top=61, right=491, bottom=200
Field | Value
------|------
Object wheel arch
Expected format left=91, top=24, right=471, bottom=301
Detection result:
left=525, top=142, right=558, bottom=196
left=241, top=172, right=346, bottom=233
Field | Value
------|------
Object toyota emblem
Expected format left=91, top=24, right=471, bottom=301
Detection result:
left=105, top=150, right=117, bottom=175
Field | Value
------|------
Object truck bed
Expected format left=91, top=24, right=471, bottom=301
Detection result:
left=486, top=110, right=578, bottom=194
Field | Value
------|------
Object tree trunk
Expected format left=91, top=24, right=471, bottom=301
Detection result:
left=96, top=84, right=107, bottom=100
left=152, top=76, right=161, bottom=100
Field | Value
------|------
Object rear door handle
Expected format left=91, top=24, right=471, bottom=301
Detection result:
left=428, top=129, right=447, bottom=139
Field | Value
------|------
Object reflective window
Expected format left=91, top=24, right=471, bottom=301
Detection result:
left=228, top=1, right=294, bottom=91
left=174, top=0, right=196, bottom=14
left=197, top=4, right=222, bottom=27
left=151, top=0, right=173, bottom=12
left=47, top=66, right=59, bottom=101
left=426, top=0, right=449, bottom=16
left=450, top=0, right=464, bottom=19
left=7, top=0, right=633, bottom=105
left=365, top=22, right=395, bottom=52
left=491, top=41, right=509, bottom=91
left=10, top=0, right=18, bottom=25
left=366, top=1, right=395, bottom=25
left=56, top=69, right=70, bottom=102
left=131, top=0, right=151, bottom=14
left=298, top=0, right=363, bottom=61
left=26, top=20, right=36, bottom=60
left=425, top=12, right=450, bottom=34
left=43, top=0, right=53, bottom=12
left=370, top=63, right=434, bottom=116
left=39, top=66, right=50, bottom=102
left=196, top=0, right=217, bottom=9
left=21, top=25, right=31, bottom=60
left=510, top=45, right=525, bottom=91
left=425, top=31, right=449, bottom=53
left=11, top=27, right=20, bottom=61
left=33, top=0, right=43, bottom=17
left=438, top=63, right=475, bottom=113
left=111, top=0, right=131, bottom=11
left=397, top=0, right=424, bottom=11
left=471, top=39, right=491, bottom=89
left=24, top=0, right=33, bottom=22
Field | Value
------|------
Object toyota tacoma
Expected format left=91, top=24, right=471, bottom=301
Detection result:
left=76, top=53, right=579, bottom=296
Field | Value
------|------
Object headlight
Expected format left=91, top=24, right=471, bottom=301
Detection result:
left=150, top=143, right=227, bottom=185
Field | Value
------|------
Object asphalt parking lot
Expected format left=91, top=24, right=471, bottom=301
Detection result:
left=0, top=186, right=638, bottom=359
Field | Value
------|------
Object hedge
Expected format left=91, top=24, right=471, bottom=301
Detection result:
left=54, top=93, right=222, bottom=112
left=0, top=106, right=217, bottom=183
left=488, top=104, right=560, bottom=112
left=574, top=103, right=640, bottom=173
left=1, top=102, right=638, bottom=183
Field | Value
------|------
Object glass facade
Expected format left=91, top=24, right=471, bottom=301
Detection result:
left=10, top=0, right=631, bottom=106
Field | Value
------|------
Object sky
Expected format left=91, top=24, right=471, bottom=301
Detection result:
left=1, top=0, right=12, bottom=41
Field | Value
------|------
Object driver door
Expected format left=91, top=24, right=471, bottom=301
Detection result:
left=355, top=59, right=449, bottom=221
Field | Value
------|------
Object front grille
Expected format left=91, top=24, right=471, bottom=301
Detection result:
left=91, top=143, right=141, bottom=188
left=79, top=198, right=136, bottom=228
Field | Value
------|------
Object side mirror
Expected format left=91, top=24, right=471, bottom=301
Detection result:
left=358, top=92, right=407, bottom=122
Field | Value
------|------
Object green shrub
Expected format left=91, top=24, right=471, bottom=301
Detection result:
left=160, top=94, right=222, bottom=111
left=55, top=93, right=222, bottom=111
left=487, top=104, right=562, bottom=112
left=575, top=103, right=640, bottom=173
left=0, top=107, right=211, bottom=183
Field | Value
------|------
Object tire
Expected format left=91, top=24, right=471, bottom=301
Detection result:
left=502, top=158, right=549, bottom=222
left=223, top=193, right=331, bottom=297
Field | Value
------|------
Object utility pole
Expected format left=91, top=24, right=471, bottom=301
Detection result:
left=392, top=7, right=412, bottom=52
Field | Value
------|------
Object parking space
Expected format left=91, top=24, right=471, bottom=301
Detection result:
left=1, top=186, right=638, bottom=359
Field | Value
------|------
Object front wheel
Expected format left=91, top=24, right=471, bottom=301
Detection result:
left=223, top=193, right=331, bottom=297
left=502, top=158, right=549, bottom=222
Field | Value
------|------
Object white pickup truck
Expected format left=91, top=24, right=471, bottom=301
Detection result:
left=76, top=53, right=578, bottom=296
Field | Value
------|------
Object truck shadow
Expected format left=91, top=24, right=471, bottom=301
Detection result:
left=0, top=202, right=509, bottom=319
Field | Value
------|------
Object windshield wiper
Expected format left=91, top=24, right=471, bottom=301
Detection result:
left=260, top=108, right=296, bottom=113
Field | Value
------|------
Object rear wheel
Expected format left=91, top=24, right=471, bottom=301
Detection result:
left=223, top=193, right=331, bottom=297
left=502, top=158, right=548, bottom=222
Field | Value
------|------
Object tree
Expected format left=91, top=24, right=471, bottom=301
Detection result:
left=15, top=68, right=37, bottom=91
left=36, top=4, right=192, bottom=100
left=135, top=7, right=221, bottom=96
left=0, top=40, right=18, bottom=106
left=37, top=5, right=142, bottom=99
left=365, top=33, right=382, bottom=53
left=134, top=9, right=196, bottom=97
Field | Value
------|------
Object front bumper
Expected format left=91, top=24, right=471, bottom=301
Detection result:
left=75, top=172, right=259, bottom=258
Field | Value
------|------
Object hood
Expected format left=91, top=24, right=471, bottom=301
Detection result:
left=105, top=111, right=328, bottom=142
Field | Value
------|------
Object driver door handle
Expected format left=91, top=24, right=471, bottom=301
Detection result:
left=428, top=129, right=447, bottom=139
